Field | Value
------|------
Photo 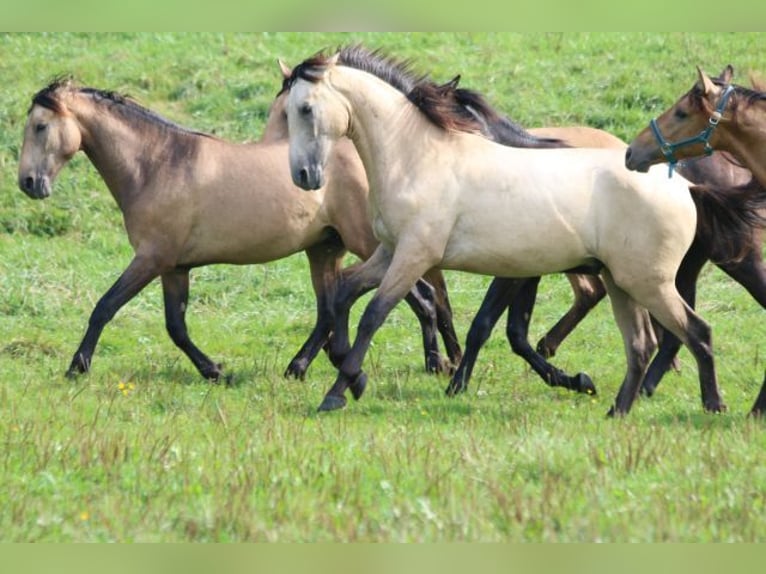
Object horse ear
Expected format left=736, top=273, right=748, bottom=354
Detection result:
left=278, top=59, right=292, bottom=79
left=718, top=64, right=734, bottom=84
left=696, top=66, right=716, bottom=95
left=445, top=75, right=461, bottom=89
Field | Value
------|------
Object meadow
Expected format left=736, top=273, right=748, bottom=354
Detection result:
left=0, top=32, right=765, bottom=542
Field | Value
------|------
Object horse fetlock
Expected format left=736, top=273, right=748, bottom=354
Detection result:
left=703, top=399, right=727, bottom=413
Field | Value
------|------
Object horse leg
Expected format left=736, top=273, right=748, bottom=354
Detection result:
left=66, top=255, right=162, bottom=377
left=320, top=241, right=434, bottom=411
left=401, top=277, right=446, bottom=375
left=625, top=275, right=723, bottom=413
left=506, top=278, right=597, bottom=395
left=446, top=276, right=521, bottom=396
left=536, top=273, right=606, bottom=358
left=321, top=246, right=393, bottom=408
left=161, top=269, right=225, bottom=381
left=600, top=270, right=657, bottom=416
left=642, top=241, right=708, bottom=396
left=750, top=371, right=766, bottom=417
left=423, top=268, right=463, bottom=369
left=284, top=237, right=346, bottom=380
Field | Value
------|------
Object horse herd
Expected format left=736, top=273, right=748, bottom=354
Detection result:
left=17, top=44, right=766, bottom=417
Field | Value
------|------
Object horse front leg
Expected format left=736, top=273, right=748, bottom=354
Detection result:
left=284, top=237, right=347, bottom=380
left=423, top=268, right=463, bottom=369
left=161, top=269, right=225, bottom=382
left=320, top=242, right=434, bottom=412
left=446, top=276, right=520, bottom=396
left=402, top=277, right=445, bottom=375
left=66, top=255, right=163, bottom=377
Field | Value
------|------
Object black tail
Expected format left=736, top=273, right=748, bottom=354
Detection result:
left=689, top=181, right=766, bottom=264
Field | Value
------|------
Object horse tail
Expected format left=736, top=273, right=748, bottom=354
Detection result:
left=688, top=181, right=766, bottom=264
left=451, top=87, right=569, bottom=149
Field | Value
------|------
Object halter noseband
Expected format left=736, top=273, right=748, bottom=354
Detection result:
left=649, top=84, right=735, bottom=177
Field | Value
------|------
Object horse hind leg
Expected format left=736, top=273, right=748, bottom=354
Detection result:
left=750, top=371, right=766, bottom=417
left=536, top=273, right=606, bottom=358
left=632, top=279, right=724, bottom=413
left=601, top=270, right=657, bottom=416
left=161, top=269, right=226, bottom=382
left=284, top=237, right=346, bottom=380
left=506, top=277, right=597, bottom=395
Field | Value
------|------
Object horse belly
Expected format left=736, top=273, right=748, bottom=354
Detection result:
left=441, top=211, right=589, bottom=277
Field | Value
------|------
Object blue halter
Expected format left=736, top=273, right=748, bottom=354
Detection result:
left=649, top=84, right=735, bottom=177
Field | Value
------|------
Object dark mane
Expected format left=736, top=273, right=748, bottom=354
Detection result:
left=284, top=44, right=564, bottom=145
left=691, top=77, right=766, bottom=113
left=29, top=77, right=213, bottom=139
left=283, top=45, right=483, bottom=134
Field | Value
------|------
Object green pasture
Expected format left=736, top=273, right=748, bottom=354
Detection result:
left=0, top=33, right=764, bottom=541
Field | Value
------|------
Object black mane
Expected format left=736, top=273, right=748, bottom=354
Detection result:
left=284, top=44, right=564, bottom=148
left=29, top=76, right=212, bottom=139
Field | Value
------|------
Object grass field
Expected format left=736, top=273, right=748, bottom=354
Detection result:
left=1, top=32, right=765, bottom=542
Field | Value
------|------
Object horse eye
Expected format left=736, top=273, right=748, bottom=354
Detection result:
left=299, top=103, right=312, bottom=116
left=35, top=123, right=47, bottom=133
left=673, top=108, right=689, bottom=120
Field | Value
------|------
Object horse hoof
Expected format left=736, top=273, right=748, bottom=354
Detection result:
left=704, top=401, right=727, bottom=413
left=284, top=360, right=308, bottom=381
left=349, top=372, right=368, bottom=400
left=445, top=380, right=465, bottom=397
left=575, top=373, right=596, bottom=396
left=317, top=394, right=347, bottom=412
left=640, top=382, right=656, bottom=398
left=606, top=405, right=627, bottom=418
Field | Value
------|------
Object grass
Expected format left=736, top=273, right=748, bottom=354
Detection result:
left=0, top=32, right=765, bottom=541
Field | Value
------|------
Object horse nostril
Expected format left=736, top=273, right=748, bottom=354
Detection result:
left=24, top=176, right=34, bottom=191
left=299, top=168, right=309, bottom=187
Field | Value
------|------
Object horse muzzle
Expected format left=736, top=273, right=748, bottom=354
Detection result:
left=18, top=173, right=52, bottom=199
left=624, top=146, right=651, bottom=173
left=292, top=164, right=325, bottom=191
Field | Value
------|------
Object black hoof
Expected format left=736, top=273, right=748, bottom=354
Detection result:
left=349, top=372, right=368, bottom=401
left=317, top=394, right=347, bottom=412
left=284, top=359, right=308, bottom=381
left=703, top=400, right=727, bottom=413
left=445, top=379, right=465, bottom=397
left=640, top=382, right=656, bottom=397
left=606, top=405, right=627, bottom=418
left=574, top=373, right=596, bottom=395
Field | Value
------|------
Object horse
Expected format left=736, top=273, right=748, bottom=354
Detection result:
left=625, top=65, right=766, bottom=414
left=17, top=77, right=465, bottom=383
left=281, top=45, right=727, bottom=416
left=457, top=121, right=765, bottom=401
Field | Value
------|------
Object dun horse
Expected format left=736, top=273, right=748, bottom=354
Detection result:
left=282, top=45, right=726, bottom=415
left=17, top=78, right=463, bottom=382
left=625, top=65, right=766, bottom=414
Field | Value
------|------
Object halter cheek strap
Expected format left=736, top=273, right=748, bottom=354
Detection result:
left=649, top=84, right=735, bottom=177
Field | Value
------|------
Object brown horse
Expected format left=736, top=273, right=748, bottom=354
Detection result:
left=625, top=65, right=766, bottom=414
left=17, top=77, right=463, bottom=382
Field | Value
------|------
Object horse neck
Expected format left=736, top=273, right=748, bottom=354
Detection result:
left=69, top=93, right=179, bottom=207
left=717, top=99, right=766, bottom=187
left=332, top=67, right=435, bottom=192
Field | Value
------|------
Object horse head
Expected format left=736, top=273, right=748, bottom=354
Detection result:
left=18, top=79, right=82, bottom=199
